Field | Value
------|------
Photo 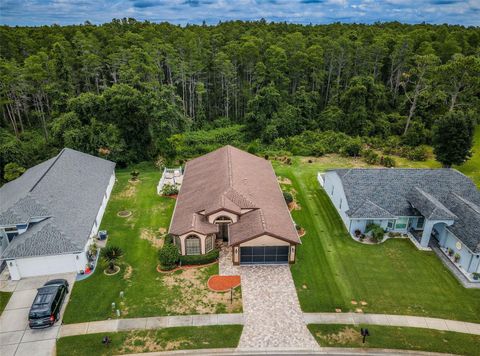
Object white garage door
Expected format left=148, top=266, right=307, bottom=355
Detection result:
left=14, top=254, right=79, bottom=279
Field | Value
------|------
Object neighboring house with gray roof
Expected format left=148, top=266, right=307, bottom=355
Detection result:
left=321, top=168, right=480, bottom=276
left=0, top=148, right=116, bottom=280
left=169, top=145, right=300, bottom=265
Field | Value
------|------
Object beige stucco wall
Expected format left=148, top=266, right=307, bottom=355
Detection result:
left=207, top=210, right=239, bottom=224
left=239, top=235, right=290, bottom=247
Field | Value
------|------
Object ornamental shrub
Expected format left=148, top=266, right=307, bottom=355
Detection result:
left=283, top=191, right=294, bottom=205
left=341, top=138, right=362, bottom=157
left=179, top=249, right=219, bottom=265
left=362, top=149, right=379, bottom=165
left=381, top=156, right=396, bottom=168
left=158, top=243, right=180, bottom=270
left=161, top=184, right=179, bottom=196
left=405, top=145, right=429, bottom=161
left=366, top=223, right=385, bottom=242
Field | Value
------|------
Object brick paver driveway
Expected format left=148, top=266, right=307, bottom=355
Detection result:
left=219, top=246, right=318, bottom=351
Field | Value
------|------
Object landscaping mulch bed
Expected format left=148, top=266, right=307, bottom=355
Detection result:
left=117, top=210, right=132, bottom=217
left=156, top=260, right=218, bottom=274
left=207, top=275, right=241, bottom=292
left=104, top=265, right=121, bottom=276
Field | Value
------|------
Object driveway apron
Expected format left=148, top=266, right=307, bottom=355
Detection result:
left=219, top=247, right=318, bottom=351
left=0, top=272, right=76, bottom=356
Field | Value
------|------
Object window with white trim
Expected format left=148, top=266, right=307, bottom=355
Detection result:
left=206, top=235, right=214, bottom=252
left=186, top=235, right=201, bottom=255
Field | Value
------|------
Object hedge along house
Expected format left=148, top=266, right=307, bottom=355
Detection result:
left=168, top=145, right=300, bottom=265
left=0, top=148, right=115, bottom=280
left=321, top=168, right=480, bottom=276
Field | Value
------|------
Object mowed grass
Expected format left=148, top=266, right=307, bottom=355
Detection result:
left=0, top=291, right=12, bottom=315
left=63, top=164, right=241, bottom=324
left=308, top=324, right=480, bottom=355
left=274, top=159, right=480, bottom=323
left=56, top=325, right=243, bottom=356
left=455, top=125, right=480, bottom=187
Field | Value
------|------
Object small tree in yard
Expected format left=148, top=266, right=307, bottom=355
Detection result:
left=158, top=243, right=180, bottom=270
left=366, top=223, right=385, bottom=243
left=101, top=246, right=124, bottom=273
left=432, top=111, right=475, bottom=167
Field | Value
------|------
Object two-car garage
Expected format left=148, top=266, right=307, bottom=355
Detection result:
left=239, top=246, right=289, bottom=264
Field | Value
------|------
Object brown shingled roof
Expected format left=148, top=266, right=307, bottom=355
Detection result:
left=168, top=145, right=300, bottom=245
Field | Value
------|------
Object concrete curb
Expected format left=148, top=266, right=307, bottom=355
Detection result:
left=123, top=347, right=456, bottom=356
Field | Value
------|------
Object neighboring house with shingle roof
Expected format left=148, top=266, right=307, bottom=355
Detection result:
left=0, top=148, right=116, bottom=280
left=169, top=145, right=300, bottom=265
left=321, top=168, right=480, bottom=275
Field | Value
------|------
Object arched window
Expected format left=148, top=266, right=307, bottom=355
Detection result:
left=214, top=216, right=233, bottom=242
left=185, top=235, right=201, bottom=255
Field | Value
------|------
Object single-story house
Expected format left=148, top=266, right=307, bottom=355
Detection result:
left=0, top=148, right=116, bottom=280
left=168, top=145, right=300, bottom=265
left=321, top=168, right=480, bottom=274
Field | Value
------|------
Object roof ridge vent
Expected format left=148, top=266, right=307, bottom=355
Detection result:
left=29, top=148, right=66, bottom=193
left=259, top=209, right=266, bottom=230
left=227, top=146, right=233, bottom=187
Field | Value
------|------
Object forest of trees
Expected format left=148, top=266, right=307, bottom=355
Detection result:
left=1, top=19, right=479, bottom=181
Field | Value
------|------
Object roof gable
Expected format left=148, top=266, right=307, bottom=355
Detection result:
left=0, top=148, right=115, bottom=258
left=330, top=168, right=480, bottom=252
left=169, top=146, right=299, bottom=245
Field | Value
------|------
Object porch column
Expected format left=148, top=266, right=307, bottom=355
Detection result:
left=420, top=220, right=435, bottom=247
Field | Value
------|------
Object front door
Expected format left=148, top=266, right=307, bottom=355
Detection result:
left=218, top=223, right=229, bottom=242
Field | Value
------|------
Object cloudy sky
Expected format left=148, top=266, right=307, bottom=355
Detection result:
left=1, top=0, right=479, bottom=27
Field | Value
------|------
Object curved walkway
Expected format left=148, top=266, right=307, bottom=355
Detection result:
left=304, top=312, right=480, bottom=335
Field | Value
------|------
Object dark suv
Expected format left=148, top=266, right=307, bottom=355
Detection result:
left=28, top=279, right=69, bottom=329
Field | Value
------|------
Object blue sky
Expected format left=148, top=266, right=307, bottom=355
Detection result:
left=1, top=0, right=479, bottom=26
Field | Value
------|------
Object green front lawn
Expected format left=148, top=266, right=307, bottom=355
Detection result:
left=63, top=164, right=241, bottom=324
left=0, top=291, right=12, bottom=315
left=274, top=160, right=480, bottom=323
left=308, top=324, right=480, bottom=355
left=56, top=325, right=243, bottom=356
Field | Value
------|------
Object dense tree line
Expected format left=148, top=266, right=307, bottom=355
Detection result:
left=1, top=19, right=479, bottom=180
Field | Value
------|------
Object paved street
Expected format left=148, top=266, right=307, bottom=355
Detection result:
left=0, top=272, right=76, bottom=356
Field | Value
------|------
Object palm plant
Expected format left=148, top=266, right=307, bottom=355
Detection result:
left=101, top=245, right=124, bottom=272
